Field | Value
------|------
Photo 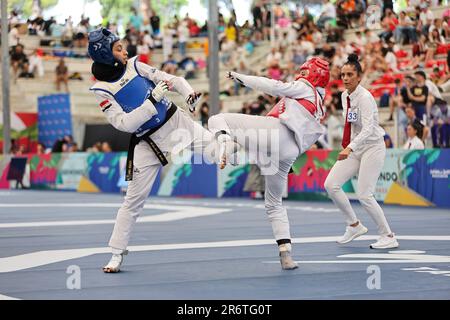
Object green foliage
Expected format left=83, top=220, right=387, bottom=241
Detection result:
left=9, top=0, right=58, bottom=16
left=98, top=0, right=187, bottom=25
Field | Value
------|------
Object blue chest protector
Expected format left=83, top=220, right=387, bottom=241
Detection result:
left=114, top=76, right=171, bottom=135
left=91, top=57, right=171, bottom=136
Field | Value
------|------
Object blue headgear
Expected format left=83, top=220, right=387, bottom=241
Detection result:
left=88, top=27, right=120, bottom=66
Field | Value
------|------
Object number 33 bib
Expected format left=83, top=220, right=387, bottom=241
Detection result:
left=347, top=109, right=358, bottom=122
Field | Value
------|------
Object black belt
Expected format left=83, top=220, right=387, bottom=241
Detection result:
left=125, top=103, right=177, bottom=181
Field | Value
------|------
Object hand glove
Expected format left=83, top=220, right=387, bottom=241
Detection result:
left=186, top=92, right=202, bottom=113
left=150, top=81, right=170, bottom=103
left=227, top=71, right=244, bottom=85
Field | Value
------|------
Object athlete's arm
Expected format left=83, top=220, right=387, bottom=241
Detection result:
left=93, top=90, right=158, bottom=133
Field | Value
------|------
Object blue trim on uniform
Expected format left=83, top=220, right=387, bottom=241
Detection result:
left=90, top=88, right=115, bottom=97
left=134, top=57, right=144, bottom=78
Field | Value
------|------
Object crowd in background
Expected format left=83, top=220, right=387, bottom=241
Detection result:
left=2, top=0, right=449, bottom=154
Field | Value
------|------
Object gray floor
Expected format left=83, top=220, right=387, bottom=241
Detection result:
left=0, top=190, right=449, bottom=300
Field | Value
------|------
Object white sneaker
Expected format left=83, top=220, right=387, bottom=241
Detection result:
left=337, top=222, right=368, bottom=244
left=370, top=235, right=399, bottom=249
left=102, top=250, right=128, bottom=273
left=278, top=243, right=298, bottom=270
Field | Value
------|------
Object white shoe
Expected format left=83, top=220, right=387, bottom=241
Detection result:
left=370, top=235, right=399, bottom=249
left=278, top=243, right=298, bottom=270
left=337, top=222, right=368, bottom=244
left=102, top=250, right=128, bottom=273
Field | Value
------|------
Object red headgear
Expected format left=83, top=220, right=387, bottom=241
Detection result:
left=295, top=57, right=330, bottom=88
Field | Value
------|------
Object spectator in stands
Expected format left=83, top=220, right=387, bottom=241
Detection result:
left=430, top=66, right=447, bottom=85
left=55, top=58, right=69, bottom=92
left=394, top=11, right=418, bottom=45
left=327, top=82, right=344, bottom=115
left=379, top=9, right=398, bottom=43
left=179, top=56, right=197, bottom=79
left=69, top=143, right=79, bottom=152
left=162, top=24, right=176, bottom=61
left=10, top=44, right=28, bottom=81
left=225, top=19, right=238, bottom=45
left=129, top=7, right=143, bottom=31
left=8, top=24, right=20, bottom=48
left=267, top=62, right=283, bottom=81
left=405, top=105, right=429, bottom=141
left=403, top=123, right=425, bottom=149
left=51, top=135, right=73, bottom=153
left=317, top=0, right=336, bottom=30
left=88, top=142, right=102, bottom=153
left=101, top=142, right=112, bottom=153
left=381, top=46, right=399, bottom=72
left=430, top=98, right=449, bottom=148
left=266, top=47, right=282, bottom=68
left=62, top=17, right=74, bottom=46
left=150, top=11, right=161, bottom=36
left=43, top=16, right=56, bottom=36
left=28, top=49, right=44, bottom=78
left=429, top=18, right=446, bottom=40
left=137, top=38, right=150, bottom=64
left=427, top=28, right=446, bottom=61
left=419, top=4, right=435, bottom=35
left=363, top=29, right=381, bottom=46
left=9, top=9, right=20, bottom=26
left=252, top=1, right=263, bottom=41
left=36, top=142, right=46, bottom=155
left=18, top=61, right=34, bottom=78
left=388, top=77, right=410, bottom=122
left=200, top=102, right=210, bottom=128
left=406, top=70, right=428, bottom=120
left=142, top=30, right=154, bottom=52
left=161, top=54, right=178, bottom=75
left=124, top=27, right=139, bottom=58
left=220, top=38, right=234, bottom=67
left=189, top=20, right=201, bottom=37
left=177, top=20, right=189, bottom=57
left=73, top=18, right=88, bottom=48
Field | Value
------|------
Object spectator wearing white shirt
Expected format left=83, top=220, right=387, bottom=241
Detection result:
left=177, top=20, right=189, bottom=58
left=382, top=47, right=398, bottom=72
left=419, top=4, right=434, bottom=34
left=403, top=124, right=425, bottom=149
left=266, top=47, right=282, bottom=67
left=142, top=30, right=154, bottom=50
left=8, top=24, right=20, bottom=47
left=162, top=24, right=176, bottom=61
left=394, top=11, right=417, bottom=44
left=317, top=0, right=336, bottom=29
left=28, top=49, right=44, bottom=78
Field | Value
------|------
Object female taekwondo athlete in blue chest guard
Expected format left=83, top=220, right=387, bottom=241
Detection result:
left=88, top=27, right=215, bottom=272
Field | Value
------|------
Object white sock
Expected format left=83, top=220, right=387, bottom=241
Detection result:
left=112, top=247, right=125, bottom=255
left=278, top=243, right=292, bottom=252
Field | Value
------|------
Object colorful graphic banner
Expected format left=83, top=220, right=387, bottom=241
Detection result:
left=0, top=112, right=38, bottom=153
left=0, top=149, right=448, bottom=207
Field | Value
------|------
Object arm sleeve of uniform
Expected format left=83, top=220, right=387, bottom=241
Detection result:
left=136, top=61, right=194, bottom=99
left=231, top=72, right=310, bottom=98
left=93, top=90, right=158, bottom=133
left=348, top=94, right=376, bottom=151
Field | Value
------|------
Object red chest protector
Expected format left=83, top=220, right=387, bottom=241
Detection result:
left=266, top=81, right=324, bottom=119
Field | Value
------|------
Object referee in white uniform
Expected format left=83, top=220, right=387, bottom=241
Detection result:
left=324, top=54, right=399, bottom=249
